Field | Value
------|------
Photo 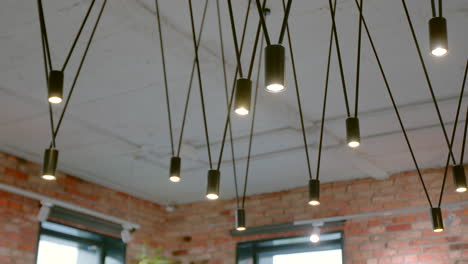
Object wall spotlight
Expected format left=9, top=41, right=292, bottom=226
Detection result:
left=309, top=226, right=321, bottom=243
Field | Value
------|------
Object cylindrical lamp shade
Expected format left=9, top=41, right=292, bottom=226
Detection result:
left=452, top=165, right=467, bottom=193
left=265, top=45, right=285, bottom=93
left=42, top=148, right=59, bottom=180
left=346, top=117, right=361, bottom=148
left=429, top=17, right=448, bottom=57
left=206, top=169, right=220, bottom=200
left=234, top=79, right=252, bottom=116
left=48, top=70, right=64, bottom=104
left=308, top=179, right=320, bottom=206
left=431, top=207, right=444, bottom=232
left=169, top=156, right=181, bottom=183
left=236, top=208, right=246, bottom=231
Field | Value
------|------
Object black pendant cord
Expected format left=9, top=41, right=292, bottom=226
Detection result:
left=401, top=0, right=457, bottom=165
left=226, top=0, right=246, bottom=77
left=247, top=23, right=263, bottom=80
left=49, top=0, right=108, bottom=147
left=37, top=0, right=56, bottom=148
left=37, top=0, right=53, bottom=71
left=216, top=21, right=262, bottom=171
left=241, top=35, right=264, bottom=209
left=354, top=0, right=363, bottom=118
left=281, top=0, right=313, bottom=181
left=188, top=0, right=213, bottom=168
left=216, top=0, right=240, bottom=208
left=216, top=0, right=266, bottom=171
left=353, top=0, right=433, bottom=207
left=255, top=0, right=271, bottom=46
left=438, top=0, right=442, bottom=17
left=176, top=0, right=209, bottom=157
left=155, top=0, right=175, bottom=156
left=437, top=61, right=467, bottom=207
left=277, top=0, right=292, bottom=45
left=430, top=0, right=436, bottom=17
left=328, top=0, right=351, bottom=117
left=316, top=0, right=337, bottom=181
left=460, top=108, right=468, bottom=163
left=61, top=0, right=97, bottom=72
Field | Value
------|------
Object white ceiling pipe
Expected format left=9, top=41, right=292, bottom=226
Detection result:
left=294, top=200, right=468, bottom=226
left=0, top=183, right=140, bottom=230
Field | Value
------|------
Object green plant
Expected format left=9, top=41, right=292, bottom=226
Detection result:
left=137, top=246, right=171, bottom=264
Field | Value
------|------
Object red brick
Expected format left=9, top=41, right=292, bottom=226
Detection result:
left=0, top=151, right=467, bottom=264
left=4, top=168, right=28, bottom=180
left=386, top=224, right=411, bottom=232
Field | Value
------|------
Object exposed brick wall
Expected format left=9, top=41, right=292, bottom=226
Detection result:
left=0, top=190, right=38, bottom=264
left=165, top=168, right=468, bottom=264
left=0, top=151, right=467, bottom=264
left=0, top=152, right=167, bottom=264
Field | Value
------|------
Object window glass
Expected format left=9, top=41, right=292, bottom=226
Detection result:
left=237, top=232, right=343, bottom=264
left=36, top=222, right=125, bottom=264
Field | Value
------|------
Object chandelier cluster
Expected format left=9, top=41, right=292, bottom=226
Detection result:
left=37, top=0, right=466, bottom=235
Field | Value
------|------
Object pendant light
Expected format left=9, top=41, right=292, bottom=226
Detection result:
left=453, top=104, right=468, bottom=193
left=42, top=148, right=58, bottom=180
left=234, top=78, right=252, bottom=116
left=308, top=179, right=320, bottom=206
left=48, top=70, right=63, bottom=104
left=452, top=165, right=467, bottom=193
left=155, top=0, right=181, bottom=184
left=206, top=169, right=220, bottom=200
left=235, top=208, right=246, bottom=231
left=38, top=0, right=108, bottom=182
left=346, top=117, right=361, bottom=148
left=429, top=17, right=448, bottom=57
left=169, top=157, right=181, bottom=183
left=168, top=0, right=209, bottom=184
left=431, top=207, right=444, bottom=232
left=265, top=44, right=285, bottom=93
left=255, top=0, right=291, bottom=94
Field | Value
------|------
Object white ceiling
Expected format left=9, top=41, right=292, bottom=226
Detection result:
left=1, top=0, right=467, bottom=204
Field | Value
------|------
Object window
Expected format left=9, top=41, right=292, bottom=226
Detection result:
left=237, top=232, right=343, bottom=264
left=37, top=222, right=125, bottom=264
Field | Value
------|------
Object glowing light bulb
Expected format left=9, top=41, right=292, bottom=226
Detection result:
left=169, top=176, right=180, bottom=183
left=48, top=96, right=62, bottom=104
left=431, top=47, right=447, bottom=57
left=348, top=141, right=360, bottom=148
left=41, top=175, right=56, bottom=181
left=266, top=83, right=285, bottom=93
left=308, top=200, right=320, bottom=206
left=235, top=107, right=249, bottom=116
left=309, top=233, right=320, bottom=243
left=206, top=193, right=219, bottom=200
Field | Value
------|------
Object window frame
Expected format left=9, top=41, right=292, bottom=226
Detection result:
left=236, top=231, right=345, bottom=264
left=36, top=221, right=126, bottom=264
